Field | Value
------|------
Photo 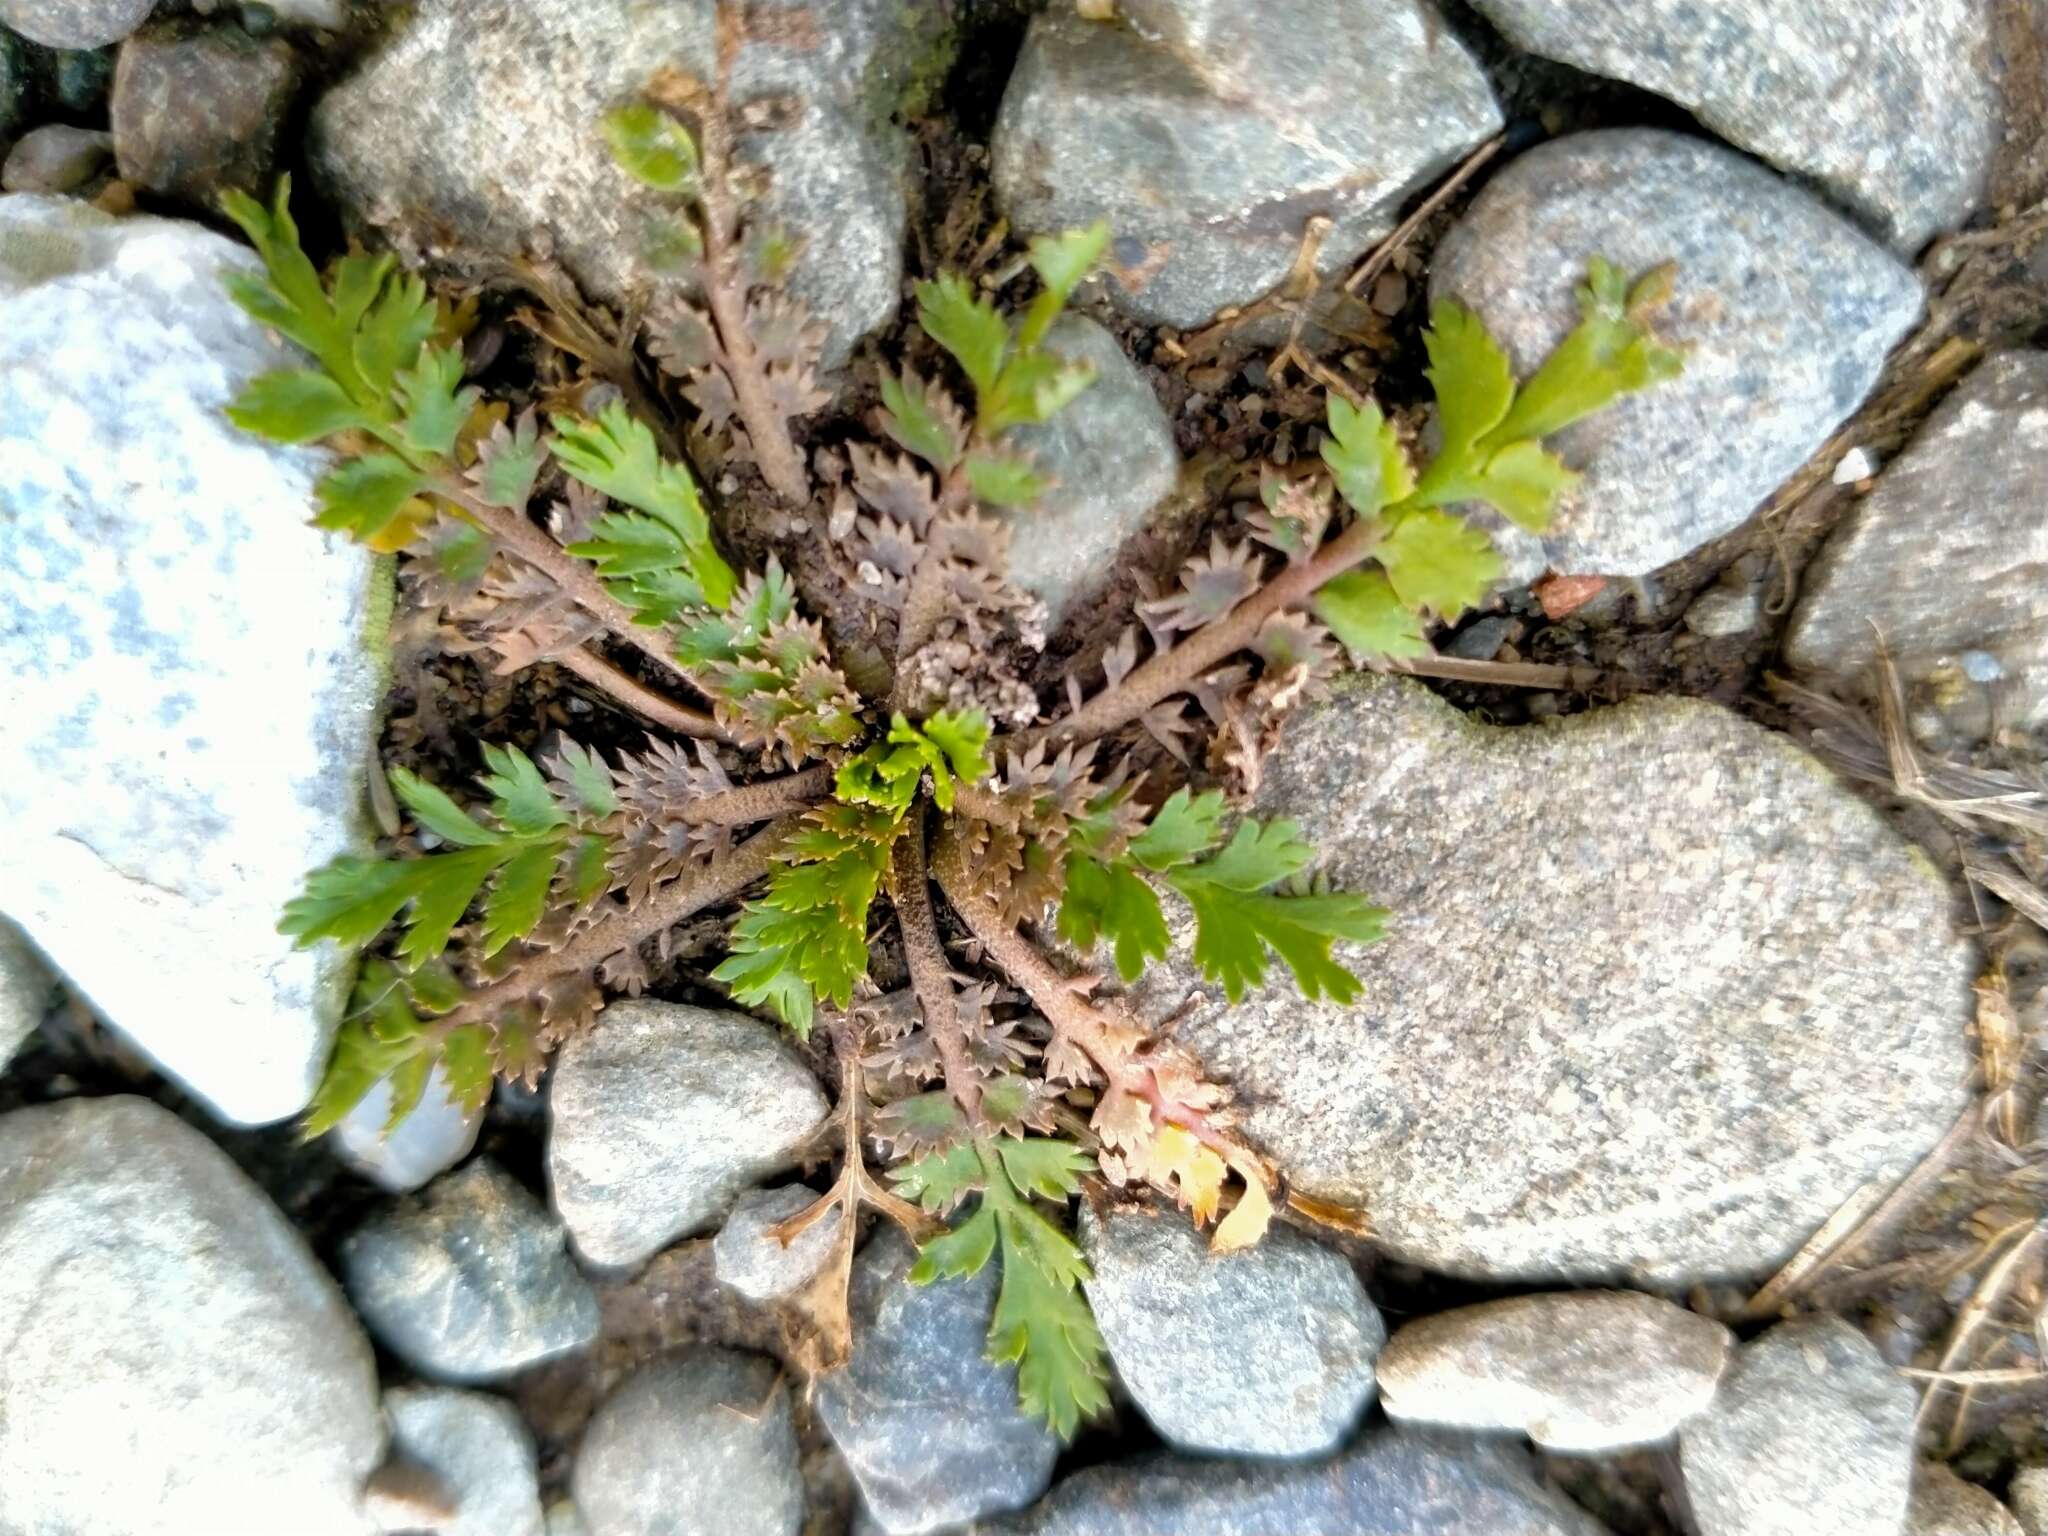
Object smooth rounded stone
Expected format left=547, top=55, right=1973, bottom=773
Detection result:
left=0, top=196, right=384, bottom=1127
left=2010, top=1467, right=2048, bottom=1536
left=341, top=1157, right=601, bottom=1383
left=2, top=123, right=113, bottom=192
left=713, top=1183, right=841, bottom=1303
left=1785, top=352, right=2048, bottom=739
left=572, top=1348, right=801, bottom=1536
left=0, top=919, right=56, bottom=1068
left=309, top=0, right=945, bottom=368
left=0, top=0, right=153, bottom=48
left=1684, top=586, right=1763, bottom=640
left=111, top=19, right=299, bottom=205
left=1003, top=314, right=1180, bottom=626
left=1130, top=674, right=1974, bottom=1284
left=330, top=1059, right=485, bottom=1193
left=1375, top=1291, right=1731, bottom=1452
left=383, top=1386, right=544, bottom=1536
left=547, top=999, right=828, bottom=1270
left=1468, top=0, right=1997, bottom=254
left=1908, top=1463, right=2024, bottom=1536
left=981, top=1429, right=1610, bottom=1536
left=818, top=1229, right=1058, bottom=1534
left=0, top=1096, right=383, bottom=1535
left=1079, top=1204, right=1384, bottom=1457
left=992, top=0, right=1501, bottom=330
left=1679, top=1316, right=1915, bottom=1536
left=1430, top=128, right=1922, bottom=584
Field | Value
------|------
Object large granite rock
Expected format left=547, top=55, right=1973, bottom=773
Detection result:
left=341, top=1158, right=601, bottom=1383
left=0, top=195, right=386, bottom=1127
left=0, top=0, right=153, bottom=48
left=1132, top=675, right=1974, bottom=1284
left=0, top=920, right=55, bottom=1069
left=572, top=1349, right=802, bottom=1536
left=0, top=1096, right=384, bottom=1535
left=818, top=1230, right=1058, bottom=1534
left=1080, top=1204, right=1384, bottom=1457
left=1786, top=352, right=2048, bottom=740
left=1908, top=1463, right=2024, bottom=1536
left=1431, top=128, right=1922, bottom=583
left=1678, top=1317, right=1915, bottom=1536
left=992, top=0, right=1500, bottom=329
left=546, top=1000, right=828, bottom=1270
left=384, top=1386, right=545, bottom=1536
left=981, top=1429, right=1609, bottom=1535
left=1005, top=314, right=1180, bottom=626
left=1376, top=1291, right=1730, bottom=1451
left=1467, top=0, right=1999, bottom=253
left=310, top=0, right=947, bottom=367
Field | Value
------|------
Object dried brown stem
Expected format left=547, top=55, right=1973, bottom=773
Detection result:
left=890, top=555, right=952, bottom=710
left=554, top=644, right=728, bottom=741
left=686, top=765, right=833, bottom=826
left=887, top=813, right=981, bottom=1115
left=950, top=781, right=1023, bottom=828
left=440, top=816, right=794, bottom=1028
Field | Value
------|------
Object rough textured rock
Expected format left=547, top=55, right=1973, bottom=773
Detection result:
left=0, top=920, right=55, bottom=1069
left=818, top=1230, right=1058, bottom=1534
left=572, top=1349, right=802, bottom=1536
left=0, top=0, right=153, bottom=48
left=1431, top=129, right=1922, bottom=583
left=310, top=0, right=946, bottom=367
left=1679, top=1317, right=1915, bottom=1536
left=341, top=1158, right=601, bottom=1383
left=0, top=1096, right=384, bottom=1535
left=1683, top=586, right=1763, bottom=640
left=1130, top=674, right=1973, bottom=1284
left=2, top=123, right=114, bottom=193
left=1079, top=1205, right=1384, bottom=1457
left=0, top=195, right=385, bottom=1127
left=2011, top=1467, right=2048, bottom=1536
left=980, top=1429, right=1609, bottom=1535
left=713, top=1184, right=841, bottom=1303
left=547, top=1000, right=828, bottom=1269
left=329, top=1060, right=484, bottom=1193
left=49, top=42, right=115, bottom=113
left=993, top=0, right=1500, bottom=329
left=112, top=19, right=300, bottom=206
left=1005, top=314, right=1180, bottom=624
left=1786, top=352, right=2048, bottom=740
left=1468, top=0, right=1998, bottom=253
left=385, top=1386, right=544, bottom=1536
left=1908, top=1463, right=2024, bottom=1536
left=1376, top=1291, right=1731, bottom=1451
left=0, top=29, right=30, bottom=138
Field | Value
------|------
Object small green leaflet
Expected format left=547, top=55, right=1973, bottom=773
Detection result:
left=227, top=370, right=368, bottom=444
left=303, top=963, right=497, bottom=1138
left=556, top=402, right=737, bottom=610
left=915, top=272, right=1008, bottom=399
left=963, top=450, right=1049, bottom=508
left=1313, top=568, right=1429, bottom=661
left=467, top=413, right=550, bottom=510
left=1321, top=395, right=1415, bottom=519
left=312, top=454, right=428, bottom=548
left=878, top=370, right=967, bottom=471
left=1374, top=507, right=1502, bottom=622
left=395, top=345, right=478, bottom=459
left=835, top=709, right=992, bottom=815
left=602, top=102, right=700, bottom=192
left=1490, top=258, right=1685, bottom=444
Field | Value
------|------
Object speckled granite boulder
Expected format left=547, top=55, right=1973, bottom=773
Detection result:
left=993, top=0, right=1500, bottom=328
left=1431, top=129, right=1921, bottom=583
left=1786, top=353, right=2048, bottom=741
left=1467, top=0, right=1998, bottom=252
left=1908, top=1463, right=2024, bottom=1536
left=1131, top=674, right=1973, bottom=1284
left=0, top=0, right=152, bottom=48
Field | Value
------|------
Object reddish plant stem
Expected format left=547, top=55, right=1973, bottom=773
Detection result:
left=439, top=817, right=794, bottom=1028
left=887, top=813, right=981, bottom=1116
left=554, top=645, right=728, bottom=741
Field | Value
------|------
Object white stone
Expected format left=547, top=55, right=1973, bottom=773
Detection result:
left=0, top=196, right=386, bottom=1126
left=383, top=1386, right=544, bottom=1536
left=330, top=1062, right=485, bottom=1193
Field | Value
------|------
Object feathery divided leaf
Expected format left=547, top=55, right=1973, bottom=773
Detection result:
left=836, top=709, right=992, bottom=816
left=557, top=402, right=737, bottom=610
left=1320, top=395, right=1415, bottom=519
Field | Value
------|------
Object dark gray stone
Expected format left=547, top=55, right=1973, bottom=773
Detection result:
left=546, top=1000, right=828, bottom=1270
left=111, top=19, right=300, bottom=206
left=2, top=123, right=113, bottom=192
left=1080, top=1205, right=1383, bottom=1457
left=712, top=1184, right=842, bottom=1304
left=572, top=1349, right=801, bottom=1536
left=1004, top=314, right=1180, bottom=624
left=1128, top=675, right=1973, bottom=1284
left=0, top=1096, right=383, bottom=1535
left=309, top=0, right=947, bottom=367
left=0, top=28, right=32, bottom=136
left=1376, top=1291, right=1730, bottom=1452
left=975, top=1429, right=1610, bottom=1535
left=1679, top=1317, right=1914, bottom=1536
left=1468, top=0, right=1999, bottom=253
left=383, top=1386, right=544, bottom=1536
left=341, top=1158, right=601, bottom=1384
left=1785, top=352, right=2048, bottom=741
left=818, top=1229, right=1058, bottom=1534
left=992, top=0, right=1500, bottom=329
left=0, top=0, right=152, bottom=49
left=1431, top=128, right=1922, bottom=582
left=49, top=43, right=114, bottom=112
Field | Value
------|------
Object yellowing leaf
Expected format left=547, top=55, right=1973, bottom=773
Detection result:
left=1210, top=1172, right=1274, bottom=1254
left=1422, top=298, right=1514, bottom=466
left=1375, top=507, right=1501, bottom=621
left=1313, top=567, right=1430, bottom=661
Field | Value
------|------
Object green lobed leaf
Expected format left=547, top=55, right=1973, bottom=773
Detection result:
left=891, top=1144, right=987, bottom=1213
left=1127, top=788, right=1228, bottom=871
left=603, top=102, right=700, bottom=192
left=911, top=1205, right=999, bottom=1283
left=280, top=855, right=428, bottom=951
left=390, top=768, right=501, bottom=848
left=879, top=370, right=967, bottom=471
left=1027, top=222, right=1111, bottom=308
left=980, top=348, right=1096, bottom=435
left=986, top=1211, right=1111, bottom=1439
left=549, top=740, right=619, bottom=817
left=478, top=743, right=565, bottom=836
left=394, top=846, right=506, bottom=966
left=395, top=345, right=478, bottom=459
left=439, top=1025, right=496, bottom=1113
left=1313, top=567, right=1431, bottom=661
left=313, top=454, right=427, bottom=544
left=227, top=370, right=369, bottom=444
left=480, top=842, right=559, bottom=957
left=352, top=272, right=438, bottom=402
left=1488, top=257, right=1684, bottom=445
left=915, top=272, right=1008, bottom=399
left=1420, top=299, right=1515, bottom=472
left=1054, top=854, right=1167, bottom=984
left=1375, top=507, right=1502, bottom=621
left=554, top=402, right=735, bottom=608
left=963, top=450, right=1049, bottom=507
left=996, top=1138, right=1094, bottom=1203
left=1321, top=394, right=1415, bottom=519
left=471, top=413, right=551, bottom=509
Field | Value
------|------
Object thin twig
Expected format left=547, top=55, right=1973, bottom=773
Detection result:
left=1374, top=652, right=1597, bottom=691
left=1914, top=1217, right=2048, bottom=1447
left=554, top=645, right=728, bottom=741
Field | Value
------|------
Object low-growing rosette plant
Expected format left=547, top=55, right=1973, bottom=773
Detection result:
left=219, top=31, right=1681, bottom=1434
